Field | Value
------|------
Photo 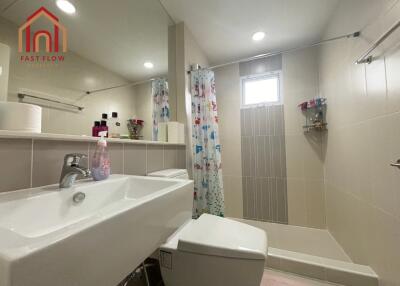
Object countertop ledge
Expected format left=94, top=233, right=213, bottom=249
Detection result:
left=0, top=130, right=186, bottom=146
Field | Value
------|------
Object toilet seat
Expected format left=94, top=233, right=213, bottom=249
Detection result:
left=147, top=169, right=189, bottom=179
left=159, top=214, right=267, bottom=286
left=162, top=214, right=267, bottom=259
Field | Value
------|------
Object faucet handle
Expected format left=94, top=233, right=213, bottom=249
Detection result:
left=64, top=153, right=87, bottom=166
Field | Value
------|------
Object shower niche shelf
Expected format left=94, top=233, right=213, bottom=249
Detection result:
left=299, top=98, right=327, bottom=133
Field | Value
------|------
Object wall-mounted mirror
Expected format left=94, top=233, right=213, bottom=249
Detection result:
left=0, top=0, right=174, bottom=141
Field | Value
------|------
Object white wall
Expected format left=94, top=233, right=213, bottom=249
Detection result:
left=133, top=82, right=153, bottom=141
left=283, top=47, right=326, bottom=229
left=0, top=16, right=136, bottom=136
left=319, top=1, right=400, bottom=285
left=214, top=63, right=243, bottom=218
left=183, top=23, right=210, bottom=178
left=170, top=22, right=210, bottom=177
left=0, top=42, right=10, bottom=101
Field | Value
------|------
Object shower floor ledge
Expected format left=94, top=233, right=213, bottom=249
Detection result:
left=267, top=247, right=378, bottom=286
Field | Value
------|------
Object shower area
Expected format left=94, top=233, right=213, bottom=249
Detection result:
left=216, top=48, right=326, bottom=226
left=215, top=49, right=378, bottom=285
left=212, top=2, right=400, bottom=283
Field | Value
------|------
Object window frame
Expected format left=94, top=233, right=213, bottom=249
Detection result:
left=240, top=71, right=283, bottom=109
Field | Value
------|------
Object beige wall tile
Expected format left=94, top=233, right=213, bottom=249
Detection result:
left=215, top=48, right=325, bottom=228
left=282, top=48, right=319, bottom=95
left=305, top=180, right=326, bottom=229
left=223, top=175, right=243, bottom=218
left=326, top=268, right=378, bottom=286
left=1, top=140, right=185, bottom=193
left=282, top=48, right=326, bottom=229
left=133, top=83, right=152, bottom=141
left=220, top=139, right=243, bottom=177
left=285, top=135, right=304, bottom=179
left=123, top=144, right=147, bottom=175
left=164, top=146, right=177, bottom=169
left=320, top=2, right=400, bottom=284
left=279, top=258, right=326, bottom=281
left=89, top=143, right=123, bottom=175
left=0, top=139, right=32, bottom=192
left=147, top=145, right=164, bottom=173
left=176, top=146, right=186, bottom=169
left=32, top=140, right=89, bottom=187
left=302, top=135, right=324, bottom=181
left=287, top=178, right=308, bottom=227
left=0, top=18, right=136, bottom=137
left=367, top=207, right=400, bottom=286
left=214, top=64, right=244, bottom=218
left=364, top=58, right=388, bottom=120
left=325, top=185, right=371, bottom=265
left=265, top=255, right=281, bottom=269
left=215, top=63, right=243, bottom=177
left=385, top=47, right=400, bottom=114
left=368, top=113, right=400, bottom=217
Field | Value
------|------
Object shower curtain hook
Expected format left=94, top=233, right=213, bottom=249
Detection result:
left=190, top=64, right=202, bottom=72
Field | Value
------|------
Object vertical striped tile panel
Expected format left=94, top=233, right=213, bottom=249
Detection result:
left=240, top=105, right=288, bottom=224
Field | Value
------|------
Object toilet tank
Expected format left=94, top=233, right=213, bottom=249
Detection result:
left=147, top=169, right=189, bottom=180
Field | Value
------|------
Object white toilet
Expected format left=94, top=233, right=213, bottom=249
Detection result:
left=147, top=169, right=268, bottom=286
left=147, top=168, right=190, bottom=180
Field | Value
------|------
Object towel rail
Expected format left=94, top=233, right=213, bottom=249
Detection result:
left=18, top=93, right=84, bottom=111
left=356, top=19, right=400, bottom=64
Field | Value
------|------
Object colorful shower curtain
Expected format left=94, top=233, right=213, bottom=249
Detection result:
left=152, top=79, right=170, bottom=141
left=190, top=69, right=224, bottom=218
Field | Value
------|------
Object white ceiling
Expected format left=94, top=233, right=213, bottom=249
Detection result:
left=160, top=0, right=341, bottom=65
left=0, top=0, right=357, bottom=79
left=1, top=0, right=173, bottom=81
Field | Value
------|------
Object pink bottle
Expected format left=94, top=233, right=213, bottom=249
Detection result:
left=91, top=131, right=110, bottom=181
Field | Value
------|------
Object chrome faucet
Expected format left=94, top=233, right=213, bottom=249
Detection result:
left=59, top=153, right=91, bottom=188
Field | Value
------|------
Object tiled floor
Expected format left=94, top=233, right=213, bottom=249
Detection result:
left=125, top=268, right=340, bottom=286
left=261, top=270, right=340, bottom=286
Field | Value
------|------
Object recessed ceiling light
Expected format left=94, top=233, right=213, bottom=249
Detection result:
left=56, top=0, right=76, bottom=14
left=252, top=31, right=265, bottom=41
left=144, top=62, right=154, bottom=69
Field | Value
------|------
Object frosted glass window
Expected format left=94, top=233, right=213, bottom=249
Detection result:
left=241, top=73, right=281, bottom=106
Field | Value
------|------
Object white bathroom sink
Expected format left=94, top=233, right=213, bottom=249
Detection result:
left=0, top=175, right=193, bottom=286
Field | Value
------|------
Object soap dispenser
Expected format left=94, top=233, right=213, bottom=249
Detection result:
left=91, top=131, right=110, bottom=181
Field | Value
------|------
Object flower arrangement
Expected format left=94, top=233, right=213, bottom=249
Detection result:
left=127, top=119, right=144, bottom=140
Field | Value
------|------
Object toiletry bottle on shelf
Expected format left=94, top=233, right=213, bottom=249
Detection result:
left=91, top=131, right=110, bottom=181
left=92, top=121, right=100, bottom=137
left=109, top=112, right=121, bottom=138
left=100, top=120, right=109, bottom=137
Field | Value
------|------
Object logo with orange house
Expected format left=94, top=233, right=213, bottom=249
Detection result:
left=18, top=7, right=67, bottom=62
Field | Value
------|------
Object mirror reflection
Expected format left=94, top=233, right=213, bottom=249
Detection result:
left=0, top=0, right=173, bottom=141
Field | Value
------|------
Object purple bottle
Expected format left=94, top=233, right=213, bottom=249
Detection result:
left=92, top=121, right=100, bottom=137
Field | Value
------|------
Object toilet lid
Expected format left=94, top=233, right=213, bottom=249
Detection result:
left=147, top=169, right=187, bottom=178
left=177, top=214, right=267, bottom=260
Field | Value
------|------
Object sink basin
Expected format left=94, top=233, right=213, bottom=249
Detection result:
left=0, top=175, right=193, bottom=286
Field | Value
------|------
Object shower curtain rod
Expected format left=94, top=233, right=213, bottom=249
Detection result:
left=356, top=19, right=400, bottom=64
left=85, top=77, right=166, bottom=95
left=86, top=31, right=359, bottom=95
left=187, top=31, right=361, bottom=73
